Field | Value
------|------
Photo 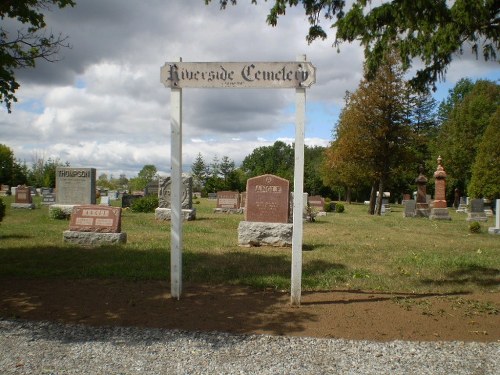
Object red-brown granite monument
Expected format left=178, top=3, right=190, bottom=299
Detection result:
left=430, top=156, right=451, bottom=220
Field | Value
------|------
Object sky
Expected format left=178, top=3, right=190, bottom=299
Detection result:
left=1, top=0, right=498, bottom=179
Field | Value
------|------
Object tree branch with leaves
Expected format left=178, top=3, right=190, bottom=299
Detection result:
left=0, top=0, right=75, bottom=112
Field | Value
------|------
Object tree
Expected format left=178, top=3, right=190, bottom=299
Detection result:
left=191, top=153, right=207, bottom=191
left=209, top=0, right=499, bottom=91
left=467, top=107, right=500, bottom=200
left=0, top=144, right=28, bottom=186
left=1, top=0, right=75, bottom=112
left=322, top=51, right=414, bottom=214
left=241, top=141, right=294, bottom=182
left=434, top=80, right=499, bottom=198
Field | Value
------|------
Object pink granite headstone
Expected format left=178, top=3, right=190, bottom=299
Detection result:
left=245, top=174, right=290, bottom=223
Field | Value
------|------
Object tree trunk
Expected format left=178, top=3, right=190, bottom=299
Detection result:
left=376, top=180, right=384, bottom=216
left=346, top=186, right=352, bottom=204
left=368, top=182, right=377, bottom=215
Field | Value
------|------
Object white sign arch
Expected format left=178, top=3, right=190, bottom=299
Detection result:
left=161, top=55, right=316, bottom=305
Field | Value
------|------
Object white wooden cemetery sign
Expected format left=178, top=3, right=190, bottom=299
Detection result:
left=161, top=57, right=316, bottom=305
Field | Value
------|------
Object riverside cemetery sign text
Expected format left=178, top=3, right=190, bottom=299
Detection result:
left=161, top=62, right=316, bottom=89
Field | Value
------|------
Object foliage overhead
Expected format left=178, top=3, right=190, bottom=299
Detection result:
left=0, top=0, right=75, bottom=112
left=208, top=0, right=499, bottom=91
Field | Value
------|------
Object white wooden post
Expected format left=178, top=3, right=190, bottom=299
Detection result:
left=170, top=57, right=183, bottom=299
left=291, top=54, right=306, bottom=306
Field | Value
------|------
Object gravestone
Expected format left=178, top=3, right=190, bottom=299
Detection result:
left=430, top=156, right=451, bottom=220
left=456, top=196, right=467, bottom=213
left=467, top=199, right=488, bottom=222
left=488, top=199, right=500, bottom=235
left=238, top=174, right=292, bottom=247
left=51, top=167, right=96, bottom=217
left=100, top=196, right=110, bottom=206
left=108, top=190, right=118, bottom=200
left=308, top=195, right=325, bottom=210
left=207, top=193, right=217, bottom=199
left=240, top=192, right=246, bottom=209
left=401, top=193, right=411, bottom=205
left=155, top=175, right=195, bottom=221
left=63, top=205, right=127, bottom=246
left=214, top=191, right=242, bottom=214
left=403, top=199, right=416, bottom=218
left=41, top=192, right=56, bottom=205
left=144, top=180, right=159, bottom=197
left=0, top=184, right=9, bottom=196
left=415, top=165, right=430, bottom=217
left=11, top=185, right=35, bottom=209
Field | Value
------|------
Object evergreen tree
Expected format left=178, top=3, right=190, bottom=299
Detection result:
left=468, top=108, right=500, bottom=200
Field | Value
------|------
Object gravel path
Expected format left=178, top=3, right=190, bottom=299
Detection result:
left=1, top=319, right=499, bottom=374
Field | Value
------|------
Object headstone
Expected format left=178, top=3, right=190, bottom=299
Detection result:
left=63, top=205, right=126, bottom=246
left=51, top=167, right=96, bottom=217
left=207, top=193, right=217, bottom=199
left=467, top=199, right=488, bottom=222
left=144, top=180, right=159, bottom=197
left=155, top=175, right=196, bottom=221
left=108, top=190, right=118, bottom=200
left=0, top=184, right=9, bottom=196
left=238, top=174, right=292, bottom=247
left=456, top=196, right=467, bottom=213
left=488, top=199, right=500, bottom=235
left=11, top=185, right=35, bottom=209
left=100, top=196, right=110, bottom=206
left=245, top=174, right=290, bottom=223
left=401, top=193, right=411, bottom=205
left=403, top=199, right=416, bottom=217
left=41, top=192, right=56, bottom=205
left=430, top=156, right=451, bottom=220
left=214, top=191, right=242, bottom=214
left=308, top=195, right=325, bottom=210
left=415, top=165, right=430, bottom=217
left=240, top=192, right=246, bottom=209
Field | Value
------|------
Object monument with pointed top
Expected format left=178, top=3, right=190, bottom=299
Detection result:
left=430, top=156, right=451, bottom=220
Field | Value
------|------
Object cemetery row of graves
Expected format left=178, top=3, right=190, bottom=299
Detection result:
left=0, top=167, right=498, bottom=296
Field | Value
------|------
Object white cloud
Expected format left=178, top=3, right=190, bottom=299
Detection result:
left=1, top=0, right=498, bottom=178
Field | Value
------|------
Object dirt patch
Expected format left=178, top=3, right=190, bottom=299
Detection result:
left=1, top=279, right=498, bottom=342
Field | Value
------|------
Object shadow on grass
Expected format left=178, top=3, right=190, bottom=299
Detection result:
left=0, top=234, right=33, bottom=240
left=421, top=265, right=500, bottom=287
left=300, top=289, right=468, bottom=306
left=0, top=245, right=345, bottom=337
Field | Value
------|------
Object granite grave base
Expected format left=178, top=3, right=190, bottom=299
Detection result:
left=466, top=212, right=488, bottom=222
left=155, top=208, right=196, bottom=221
left=488, top=227, right=500, bottom=235
left=238, top=221, right=293, bottom=247
left=63, top=231, right=127, bottom=247
left=429, top=208, right=451, bottom=220
left=213, top=208, right=243, bottom=214
left=10, top=203, right=35, bottom=209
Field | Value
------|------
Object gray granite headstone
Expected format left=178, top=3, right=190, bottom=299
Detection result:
left=467, top=199, right=488, bottom=222
left=403, top=199, right=416, bottom=217
left=55, top=167, right=96, bottom=205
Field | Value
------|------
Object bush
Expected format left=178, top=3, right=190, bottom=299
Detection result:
left=324, top=201, right=335, bottom=212
left=335, top=203, right=345, bottom=213
left=0, top=198, right=5, bottom=223
left=469, top=221, right=481, bottom=233
left=49, top=207, right=70, bottom=220
left=131, top=196, right=159, bottom=213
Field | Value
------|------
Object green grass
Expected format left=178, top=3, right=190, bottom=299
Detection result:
left=0, top=195, right=498, bottom=294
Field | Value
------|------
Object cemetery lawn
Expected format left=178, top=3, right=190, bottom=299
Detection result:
left=0, top=196, right=498, bottom=342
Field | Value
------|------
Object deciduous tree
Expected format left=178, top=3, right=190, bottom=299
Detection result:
left=208, top=0, right=499, bottom=91
left=1, top=0, right=75, bottom=112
